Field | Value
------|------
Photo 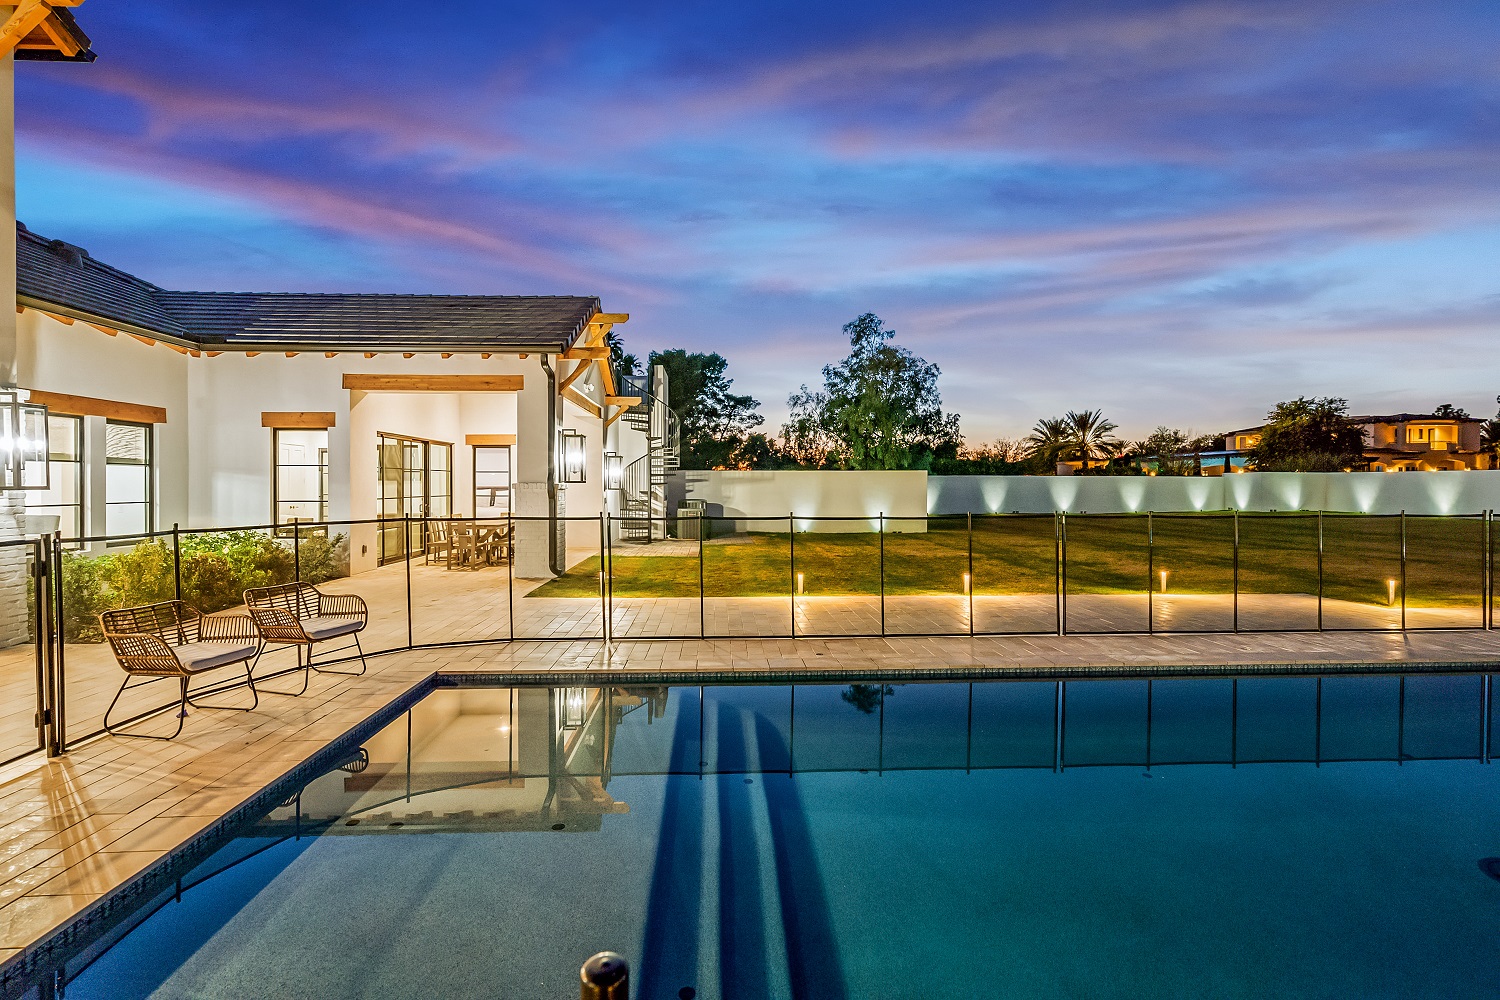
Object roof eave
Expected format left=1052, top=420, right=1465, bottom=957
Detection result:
left=18, top=295, right=197, bottom=351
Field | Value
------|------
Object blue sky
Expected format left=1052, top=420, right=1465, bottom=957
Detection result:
left=17, top=0, right=1500, bottom=442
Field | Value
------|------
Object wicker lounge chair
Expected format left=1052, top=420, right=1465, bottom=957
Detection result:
left=101, top=601, right=262, bottom=740
left=244, top=581, right=369, bottom=695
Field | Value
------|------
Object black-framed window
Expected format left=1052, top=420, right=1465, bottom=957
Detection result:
left=273, top=428, right=329, bottom=528
left=474, top=445, right=511, bottom=516
left=24, top=414, right=83, bottom=539
left=105, top=420, right=152, bottom=538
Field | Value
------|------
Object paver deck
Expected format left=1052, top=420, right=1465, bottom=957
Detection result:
left=1, top=593, right=1499, bottom=993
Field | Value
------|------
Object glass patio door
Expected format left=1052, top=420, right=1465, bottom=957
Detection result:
left=378, top=435, right=452, bottom=563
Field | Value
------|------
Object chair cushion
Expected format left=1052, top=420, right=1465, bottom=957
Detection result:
left=174, top=641, right=259, bottom=673
left=301, top=615, right=364, bottom=641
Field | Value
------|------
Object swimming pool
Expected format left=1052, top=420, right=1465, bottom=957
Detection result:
left=65, top=674, right=1500, bottom=998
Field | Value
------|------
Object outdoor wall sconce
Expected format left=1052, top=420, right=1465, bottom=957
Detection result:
left=603, top=452, right=623, bottom=491
left=0, top=389, right=49, bottom=491
left=561, top=687, right=587, bottom=729
left=560, top=429, right=587, bottom=484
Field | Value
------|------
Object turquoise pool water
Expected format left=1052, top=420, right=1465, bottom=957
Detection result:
left=68, top=675, right=1500, bottom=998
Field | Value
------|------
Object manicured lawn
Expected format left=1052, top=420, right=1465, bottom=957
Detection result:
left=532, top=513, right=1488, bottom=608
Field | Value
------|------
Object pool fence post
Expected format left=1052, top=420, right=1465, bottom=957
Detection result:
left=403, top=514, right=413, bottom=649
left=1232, top=510, right=1240, bottom=633
left=51, top=531, right=66, bottom=753
left=879, top=512, right=886, bottom=637
left=1058, top=512, right=1067, bottom=636
left=599, top=512, right=610, bottom=644
left=31, top=538, right=47, bottom=755
left=580, top=951, right=629, bottom=999
left=508, top=510, right=516, bottom=641
left=1147, top=511, right=1153, bottom=634
left=967, top=512, right=974, bottom=637
left=1316, top=510, right=1324, bottom=631
left=698, top=509, right=705, bottom=639
left=292, top=522, right=301, bottom=582
left=788, top=512, right=796, bottom=638
left=1485, top=509, right=1492, bottom=631
left=172, top=522, right=182, bottom=601
left=1400, top=509, right=1407, bottom=631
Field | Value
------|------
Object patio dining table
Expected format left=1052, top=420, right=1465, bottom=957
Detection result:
left=446, top=522, right=511, bottom=569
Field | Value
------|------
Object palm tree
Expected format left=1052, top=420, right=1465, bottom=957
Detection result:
left=1026, top=417, right=1072, bottom=468
left=1064, top=409, right=1120, bottom=468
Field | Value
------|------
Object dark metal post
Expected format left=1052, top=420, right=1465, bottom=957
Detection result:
left=580, top=952, right=629, bottom=999
left=699, top=510, right=705, bottom=639
left=1147, top=512, right=1154, bottom=634
left=51, top=532, right=66, bottom=754
left=32, top=539, right=48, bottom=753
left=1232, top=510, right=1240, bottom=632
left=1316, top=511, right=1324, bottom=631
left=879, top=512, right=886, bottom=637
left=293, top=522, right=301, bottom=582
left=171, top=522, right=182, bottom=601
left=605, top=513, right=613, bottom=642
left=404, top=514, right=413, bottom=649
left=1059, top=512, right=1068, bottom=636
left=508, top=510, right=516, bottom=641
left=789, top=512, right=796, bottom=638
left=967, top=512, right=974, bottom=637
left=1400, top=510, right=1407, bottom=631
left=600, top=513, right=610, bottom=644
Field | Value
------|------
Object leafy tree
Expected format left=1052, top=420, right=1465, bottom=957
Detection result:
left=1025, top=417, right=1073, bottom=469
left=929, top=438, right=1034, bottom=475
left=607, top=329, right=639, bottom=379
left=649, top=349, right=764, bottom=469
left=1128, top=427, right=1219, bottom=475
left=1249, top=397, right=1368, bottom=471
left=841, top=684, right=894, bottom=714
left=1481, top=397, right=1500, bottom=458
left=1433, top=402, right=1471, bottom=419
left=783, top=313, right=962, bottom=470
left=1063, top=409, right=1121, bottom=468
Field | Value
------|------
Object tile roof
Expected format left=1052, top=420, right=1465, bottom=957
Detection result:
left=17, top=225, right=601, bottom=352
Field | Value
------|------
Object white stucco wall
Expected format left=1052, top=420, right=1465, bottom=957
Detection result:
left=930, top=472, right=1500, bottom=516
left=19, top=310, right=190, bottom=533
left=684, top=470, right=928, bottom=532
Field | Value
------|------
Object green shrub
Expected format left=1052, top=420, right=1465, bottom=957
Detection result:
left=60, top=551, right=113, bottom=643
left=297, top=531, right=350, bottom=584
left=181, top=551, right=242, bottom=613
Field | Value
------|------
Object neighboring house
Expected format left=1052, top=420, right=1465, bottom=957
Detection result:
left=1221, top=414, right=1489, bottom=473
left=14, top=223, right=661, bottom=577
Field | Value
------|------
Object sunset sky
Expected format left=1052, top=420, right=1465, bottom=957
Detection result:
left=17, top=1, right=1500, bottom=442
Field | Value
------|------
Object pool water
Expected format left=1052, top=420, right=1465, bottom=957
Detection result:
left=68, top=675, right=1500, bottom=999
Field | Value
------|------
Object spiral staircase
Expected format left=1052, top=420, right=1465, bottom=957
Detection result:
left=618, top=366, right=680, bottom=542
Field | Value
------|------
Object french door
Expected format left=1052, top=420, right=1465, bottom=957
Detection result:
left=378, top=434, right=452, bottom=563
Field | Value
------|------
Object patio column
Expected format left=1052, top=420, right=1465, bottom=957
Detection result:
left=0, top=50, right=27, bottom=648
left=514, top=355, right=560, bottom=578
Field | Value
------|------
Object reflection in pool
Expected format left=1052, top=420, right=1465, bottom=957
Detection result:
left=69, top=674, right=1500, bottom=999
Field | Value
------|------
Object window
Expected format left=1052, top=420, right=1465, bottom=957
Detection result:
left=105, top=420, right=152, bottom=537
left=474, top=445, right=512, bottom=517
left=273, top=429, right=329, bottom=528
left=24, top=414, right=83, bottom=538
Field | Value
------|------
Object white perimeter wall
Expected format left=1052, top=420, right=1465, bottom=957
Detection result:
left=684, top=470, right=928, bottom=532
left=930, top=472, right=1500, bottom=515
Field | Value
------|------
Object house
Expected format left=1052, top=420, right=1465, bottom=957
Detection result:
left=12, top=223, right=668, bottom=577
left=1221, top=413, right=1489, bottom=472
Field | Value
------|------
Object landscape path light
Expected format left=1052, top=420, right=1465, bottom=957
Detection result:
left=1159, top=569, right=1169, bottom=594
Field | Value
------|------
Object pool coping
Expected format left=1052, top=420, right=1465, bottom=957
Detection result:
left=6, top=648, right=1500, bottom=996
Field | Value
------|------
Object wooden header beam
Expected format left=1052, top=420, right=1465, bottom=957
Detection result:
left=465, top=434, right=517, bottom=447
left=26, top=389, right=167, bottom=425
left=342, top=374, right=524, bottom=393
left=262, top=411, right=336, bottom=429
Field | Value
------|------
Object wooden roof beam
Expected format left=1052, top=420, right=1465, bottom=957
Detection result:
left=0, top=3, right=54, bottom=59
left=557, top=359, right=594, bottom=394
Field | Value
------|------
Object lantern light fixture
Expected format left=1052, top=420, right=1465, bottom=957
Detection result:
left=561, top=687, right=587, bottom=729
left=0, top=389, right=49, bottom=491
left=560, top=429, right=587, bottom=484
left=604, top=451, right=623, bottom=491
